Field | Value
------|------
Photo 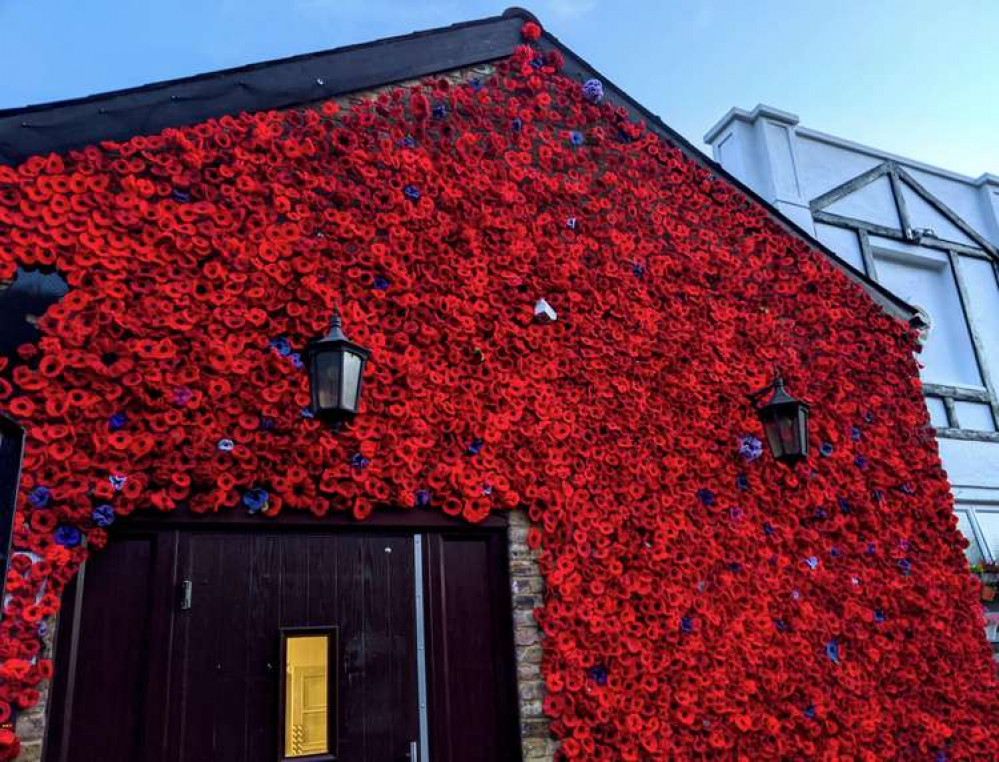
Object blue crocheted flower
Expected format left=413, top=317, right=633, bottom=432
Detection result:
left=696, top=489, right=715, bottom=507
left=217, top=438, right=235, bottom=452
left=466, top=438, right=485, bottom=456
left=566, top=216, right=578, bottom=230
left=109, top=473, right=128, bottom=491
left=54, top=525, right=83, bottom=548
left=432, top=103, right=447, bottom=119
left=373, top=276, right=390, bottom=291
left=736, top=473, right=750, bottom=491
left=242, top=488, right=270, bottom=514
left=108, top=412, right=128, bottom=431
left=680, top=616, right=694, bottom=634
left=570, top=131, right=584, bottom=146
left=850, top=426, right=862, bottom=441
left=28, top=486, right=51, bottom=508
left=403, top=185, right=421, bottom=201
left=415, top=489, right=432, bottom=507
left=631, top=261, right=645, bottom=278
left=511, top=117, right=523, bottom=132
left=806, top=556, right=819, bottom=570
left=269, top=336, right=292, bottom=356
left=401, top=135, right=416, bottom=148
left=92, top=504, right=115, bottom=528
left=350, top=453, right=370, bottom=470
left=825, top=639, right=840, bottom=663
left=819, top=441, right=833, bottom=457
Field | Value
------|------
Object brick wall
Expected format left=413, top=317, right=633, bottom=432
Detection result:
left=507, top=510, right=555, bottom=761
left=14, top=623, right=53, bottom=762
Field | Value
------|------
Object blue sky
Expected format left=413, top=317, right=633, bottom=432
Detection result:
left=1, top=0, right=996, bottom=177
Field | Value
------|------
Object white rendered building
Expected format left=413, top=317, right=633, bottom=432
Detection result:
left=705, top=105, right=999, bottom=566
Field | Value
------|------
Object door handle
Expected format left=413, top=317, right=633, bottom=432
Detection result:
left=405, top=740, right=418, bottom=761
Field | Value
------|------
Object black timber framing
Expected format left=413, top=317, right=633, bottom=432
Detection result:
left=0, top=7, right=918, bottom=327
left=811, top=159, right=999, bottom=440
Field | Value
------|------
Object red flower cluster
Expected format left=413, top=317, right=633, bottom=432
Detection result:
left=0, top=23, right=997, bottom=759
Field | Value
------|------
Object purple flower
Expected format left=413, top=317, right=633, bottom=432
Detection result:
left=569, top=130, right=584, bottom=146
left=511, top=117, right=522, bottom=132
left=806, top=556, right=819, bottom=570
left=850, top=426, right=862, bottom=442
left=109, top=473, right=128, bottom=491
left=289, top=353, right=304, bottom=370
left=466, top=438, right=485, bottom=456
left=774, top=618, right=788, bottom=632
left=566, top=216, right=578, bottom=230
left=738, top=435, right=763, bottom=462
left=898, top=558, right=911, bottom=575
left=696, top=489, right=715, bottom=507
left=172, top=386, right=194, bottom=406
left=736, top=473, right=750, bottom=491
left=242, top=488, right=270, bottom=514
left=582, top=78, right=604, bottom=102
left=301, top=407, right=315, bottom=419
left=854, top=455, right=868, bottom=469
left=350, top=453, right=370, bottom=470
left=260, top=417, right=275, bottom=431
left=819, top=441, right=833, bottom=457
left=804, top=704, right=816, bottom=719
left=469, top=78, right=483, bottom=92
left=588, top=664, right=608, bottom=686
left=401, top=135, right=416, bottom=148
left=172, top=189, right=190, bottom=203
left=415, top=489, right=432, bottom=507
left=92, top=504, right=115, bottom=527
left=763, top=522, right=775, bottom=536
left=432, top=103, right=447, bottom=119
left=680, top=616, right=694, bottom=634
left=874, top=608, right=885, bottom=623
left=403, top=185, right=421, bottom=201
left=373, top=276, right=390, bottom=291
left=28, top=486, right=51, bottom=508
left=837, top=497, right=851, bottom=515
left=54, top=525, right=83, bottom=548
left=108, top=412, right=128, bottom=431
left=631, top=261, right=645, bottom=278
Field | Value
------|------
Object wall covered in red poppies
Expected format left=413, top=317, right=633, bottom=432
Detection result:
left=0, top=22, right=997, bottom=760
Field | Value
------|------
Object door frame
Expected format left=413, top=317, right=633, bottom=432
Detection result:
left=44, top=507, right=522, bottom=762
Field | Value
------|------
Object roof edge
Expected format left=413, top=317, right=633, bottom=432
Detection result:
left=0, top=10, right=920, bottom=327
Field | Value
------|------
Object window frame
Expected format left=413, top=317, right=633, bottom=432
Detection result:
left=278, top=625, right=339, bottom=762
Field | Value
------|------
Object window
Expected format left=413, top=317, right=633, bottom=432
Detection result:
left=954, top=505, right=999, bottom=566
left=280, top=627, right=337, bottom=761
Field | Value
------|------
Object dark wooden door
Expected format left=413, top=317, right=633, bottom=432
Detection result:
left=46, top=524, right=521, bottom=762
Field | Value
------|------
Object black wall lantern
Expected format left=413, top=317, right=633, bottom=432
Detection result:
left=750, top=374, right=810, bottom=465
left=306, top=311, right=371, bottom=424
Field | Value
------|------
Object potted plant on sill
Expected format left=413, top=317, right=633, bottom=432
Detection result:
left=970, top=561, right=999, bottom=602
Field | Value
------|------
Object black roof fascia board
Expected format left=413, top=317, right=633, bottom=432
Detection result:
left=0, top=13, right=524, bottom=165
left=0, top=7, right=918, bottom=325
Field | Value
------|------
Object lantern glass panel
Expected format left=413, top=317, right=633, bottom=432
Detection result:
left=340, top=351, right=363, bottom=413
left=314, top=350, right=342, bottom=411
left=797, top=407, right=810, bottom=457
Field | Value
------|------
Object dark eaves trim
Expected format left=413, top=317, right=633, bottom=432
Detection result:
left=0, top=7, right=919, bottom=327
